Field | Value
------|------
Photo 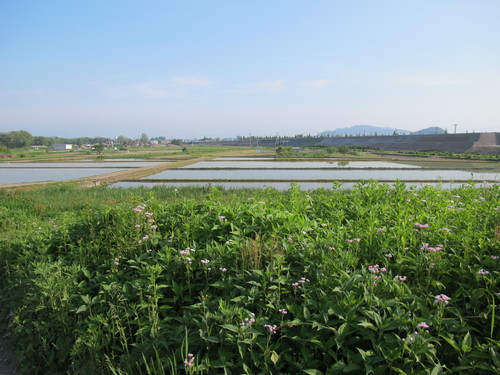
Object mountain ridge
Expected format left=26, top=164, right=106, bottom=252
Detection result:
left=318, top=125, right=446, bottom=136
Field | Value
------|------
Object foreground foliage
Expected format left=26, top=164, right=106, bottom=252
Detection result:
left=0, top=182, right=499, bottom=374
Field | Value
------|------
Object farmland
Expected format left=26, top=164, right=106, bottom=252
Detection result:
left=0, top=180, right=498, bottom=374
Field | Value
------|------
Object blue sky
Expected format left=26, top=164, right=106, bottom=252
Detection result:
left=1, top=0, right=499, bottom=139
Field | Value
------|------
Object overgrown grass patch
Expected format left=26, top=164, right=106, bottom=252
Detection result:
left=0, top=182, right=498, bottom=374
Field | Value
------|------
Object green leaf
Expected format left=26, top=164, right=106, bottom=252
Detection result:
left=431, top=280, right=446, bottom=290
left=303, top=306, right=310, bottom=320
left=81, top=294, right=91, bottom=305
left=490, top=347, right=500, bottom=368
left=358, top=320, right=377, bottom=331
left=303, top=370, right=324, bottom=375
left=204, top=336, right=220, bottom=343
left=221, top=324, right=239, bottom=333
left=461, top=331, right=472, bottom=353
left=430, top=363, right=443, bottom=375
left=344, top=363, right=361, bottom=372
left=270, top=350, right=279, bottom=365
left=440, top=335, right=459, bottom=351
left=76, top=305, right=87, bottom=314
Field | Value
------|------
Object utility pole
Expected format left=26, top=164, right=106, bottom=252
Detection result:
left=454, top=124, right=458, bottom=134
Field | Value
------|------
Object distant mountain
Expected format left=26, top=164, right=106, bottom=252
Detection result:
left=318, top=125, right=411, bottom=137
left=411, top=127, right=446, bottom=135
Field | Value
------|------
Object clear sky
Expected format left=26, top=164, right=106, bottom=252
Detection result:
left=1, top=0, right=499, bottom=139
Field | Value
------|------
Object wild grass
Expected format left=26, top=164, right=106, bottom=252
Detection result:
left=0, top=182, right=498, bottom=374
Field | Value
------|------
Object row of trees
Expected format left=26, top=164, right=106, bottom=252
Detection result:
left=0, top=130, right=112, bottom=149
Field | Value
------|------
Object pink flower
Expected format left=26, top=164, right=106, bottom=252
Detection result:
left=240, top=314, right=256, bottom=327
left=394, top=275, right=407, bottom=282
left=278, top=308, right=288, bottom=315
left=385, top=253, right=393, bottom=258
left=477, top=269, right=489, bottom=275
left=264, top=324, right=278, bottom=334
left=376, top=228, right=385, bottom=232
left=417, top=322, right=429, bottom=329
left=258, top=201, right=266, bottom=205
left=134, top=224, right=141, bottom=228
left=328, top=247, right=335, bottom=251
left=434, top=294, right=451, bottom=304
left=184, top=353, right=195, bottom=367
left=415, top=223, right=430, bottom=228
left=201, top=259, right=210, bottom=264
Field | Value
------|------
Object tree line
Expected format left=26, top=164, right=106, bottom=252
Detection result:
left=0, top=130, right=111, bottom=149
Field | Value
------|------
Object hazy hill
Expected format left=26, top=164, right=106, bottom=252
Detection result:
left=412, top=127, right=446, bottom=135
left=318, top=125, right=411, bottom=137
left=318, top=125, right=447, bottom=137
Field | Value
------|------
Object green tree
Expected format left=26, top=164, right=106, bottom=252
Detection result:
left=0, top=130, right=34, bottom=148
left=0, top=145, right=12, bottom=156
left=92, top=143, right=105, bottom=155
left=338, top=145, right=350, bottom=154
left=116, top=135, right=130, bottom=144
left=170, top=139, right=184, bottom=145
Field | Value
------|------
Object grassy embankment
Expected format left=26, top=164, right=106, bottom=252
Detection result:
left=0, top=181, right=498, bottom=374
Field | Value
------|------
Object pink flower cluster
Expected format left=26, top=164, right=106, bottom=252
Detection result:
left=420, top=243, right=444, bottom=252
left=179, top=247, right=196, bottom=256
left=240, top=313, right=256, bottom=327
left=179, top=247, right=196, bottom=265
left=292, top=277, right=310, bottom=288
left=394, top=275, right=407, bottom=282
left=201, top=259, right=210, bottom=264
left=133, top=205, right=146, bottom=212
left=368, top=264, right=387, bottom=280
left=278, top=308, right=288, bottom=315
left=347, top=238, right=361, bottom=243
left=133, top=205, right=157, bottom=229
left=184, top=353, right=195, bottom=367
left=414, top=223, right=430, bottom=228
left=368, top=264, right=387, bottom=274
left=264, top=324, right=278, bottom=334
left=417, top=322, right=429, bottom=329
left=477, top=269, right=490, bottom=275
left=434, top=294, right=451, bottom=304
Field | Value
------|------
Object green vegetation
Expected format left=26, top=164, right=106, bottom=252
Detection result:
left=0, top=183, right=499, bottom=374
left=373, top=149, right=500, bottom=161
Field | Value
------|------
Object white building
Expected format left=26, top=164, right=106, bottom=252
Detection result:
left=53, top=144, right=73, bottom=151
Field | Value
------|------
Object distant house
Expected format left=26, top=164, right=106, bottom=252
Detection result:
left=53, top=144, right=73, bottom=151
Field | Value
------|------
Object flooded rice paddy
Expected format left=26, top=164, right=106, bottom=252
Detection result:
left=113, top=157, right=499, bottom=190
left=0, top=160, right=167, bottom=185
left=1, top=157, right=498, bottom=188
